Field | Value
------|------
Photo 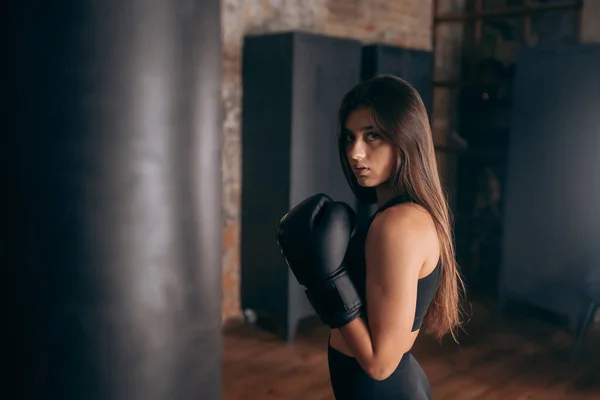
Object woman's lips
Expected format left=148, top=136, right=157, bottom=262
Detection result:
left=352, top=165, right=369, bottom=176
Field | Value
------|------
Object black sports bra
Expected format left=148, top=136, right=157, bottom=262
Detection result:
left=344, top=195, right=441, bottom=332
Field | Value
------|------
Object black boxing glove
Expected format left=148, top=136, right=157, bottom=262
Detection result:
left=276, top=193, right=364, bottom=329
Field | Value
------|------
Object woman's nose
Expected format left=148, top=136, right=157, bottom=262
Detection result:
left=348, top=141, right=366, bottom=161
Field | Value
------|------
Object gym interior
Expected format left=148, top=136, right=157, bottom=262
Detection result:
left=6, top=0, right=600, bottom=399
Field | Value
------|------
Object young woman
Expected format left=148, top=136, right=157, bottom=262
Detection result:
left=276, top=74, right=464, bottom=399
left=326, top=74, right=465, bottom=399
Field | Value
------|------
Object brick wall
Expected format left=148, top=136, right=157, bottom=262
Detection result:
left=582, top=0, right=600, bottom=43
left=221, top=0, right=434, bottom=323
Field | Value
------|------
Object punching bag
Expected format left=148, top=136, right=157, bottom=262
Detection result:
left=7, top=0, right=223, bottom=399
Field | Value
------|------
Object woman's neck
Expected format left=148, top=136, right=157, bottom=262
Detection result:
left=375, top=183, right=396, bottom=209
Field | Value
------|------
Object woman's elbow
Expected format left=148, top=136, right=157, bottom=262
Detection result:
left=365, top=365, right=396, bottom=381
left=365, top=345, right=411, bottom=381
left=365, top=359, right=401, bottom=381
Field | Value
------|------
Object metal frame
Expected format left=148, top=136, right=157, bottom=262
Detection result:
left=431, top=0, right=583, bottom=90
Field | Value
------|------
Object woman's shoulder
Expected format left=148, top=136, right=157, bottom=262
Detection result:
left=367, top=202, right=438, bottom=251
left=372, top=201, right=434, bottom=232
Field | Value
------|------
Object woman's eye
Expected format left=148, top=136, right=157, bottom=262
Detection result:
left=343, top=133, right=355, bottom=142
left=366, top=132, right=380, bottom=141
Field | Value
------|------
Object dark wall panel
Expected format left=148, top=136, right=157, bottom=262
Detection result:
left=362, top=45, right=433, bottom=114
left=500, top=43, right=600, bottom=327
left=240, top=31, right=362, bottom=341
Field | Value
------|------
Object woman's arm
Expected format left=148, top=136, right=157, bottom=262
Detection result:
left=337, top=204, right=436, bottom=381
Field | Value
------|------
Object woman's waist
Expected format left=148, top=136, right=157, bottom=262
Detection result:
left=328, top=329, right=419, bottom=361
left=327, top=337, right=416, bottom=377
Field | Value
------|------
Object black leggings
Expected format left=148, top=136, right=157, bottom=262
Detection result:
left=328, top=344, right=432, bottom=400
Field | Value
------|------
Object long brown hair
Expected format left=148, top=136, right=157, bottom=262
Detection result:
left=337, top=74, right=466, bottom=341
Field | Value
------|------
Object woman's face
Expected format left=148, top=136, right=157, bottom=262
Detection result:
left=343, top=107, right=396, bottom=188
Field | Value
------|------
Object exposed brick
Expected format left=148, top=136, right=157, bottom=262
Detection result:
left=324, top=0, right=432, bottom=50
left=222, top=220, right=241, bottom=322
left=582, top=0, right=600, bottom=44
left=436, top=0, right=470, bottom=16
left=433, top=22, right=465, bottom=81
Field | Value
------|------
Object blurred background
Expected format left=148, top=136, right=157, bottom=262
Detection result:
left=226, top=1, right=600, bottom=398
left=6, top=0, right=600, bottom=399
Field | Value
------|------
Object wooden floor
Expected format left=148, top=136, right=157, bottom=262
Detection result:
left=223, top=302, right=600, bottom=399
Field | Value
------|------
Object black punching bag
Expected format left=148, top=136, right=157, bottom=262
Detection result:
left=8, top=0, right=222, bottom=399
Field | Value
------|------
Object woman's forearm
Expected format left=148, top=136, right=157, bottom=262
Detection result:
left=337, top=317, right=406, bottom=381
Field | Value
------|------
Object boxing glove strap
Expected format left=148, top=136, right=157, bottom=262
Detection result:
left=304, top=267, right=364, bottom=329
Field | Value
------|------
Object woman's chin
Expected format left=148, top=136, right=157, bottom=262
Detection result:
left=355, top=176, right=378, bottom=188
